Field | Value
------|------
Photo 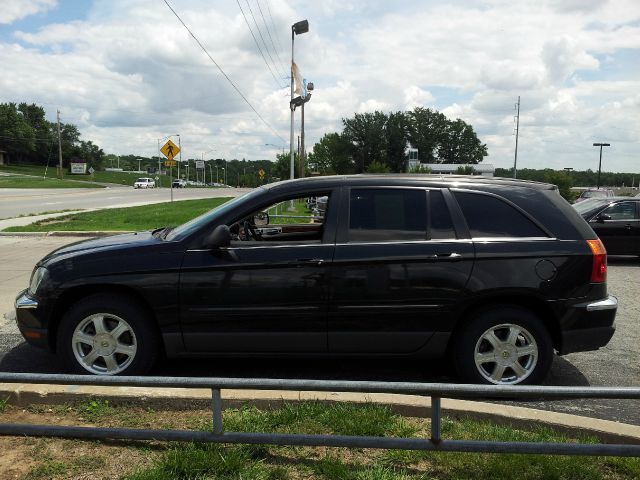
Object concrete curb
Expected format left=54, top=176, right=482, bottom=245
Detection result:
left=1, top=383, right=639, bottom=445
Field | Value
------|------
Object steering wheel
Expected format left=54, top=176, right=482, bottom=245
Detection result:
left=243, top=220, right=263, bottom=241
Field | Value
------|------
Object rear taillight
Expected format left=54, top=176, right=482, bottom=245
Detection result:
left=587, top=239, right=607, bottom=283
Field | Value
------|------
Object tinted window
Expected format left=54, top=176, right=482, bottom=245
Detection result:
left=454, top=192, right=547, bottom=238
left=349, top=189, right=426, bottom=241
left=601, top=202, right=638, bottom=221
left=429, top=190, right=456, bottom=239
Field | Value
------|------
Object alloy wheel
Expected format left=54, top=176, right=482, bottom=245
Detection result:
left=473, top=323, right=538, bottom=385
left=71, top=313, right=137, bottom=375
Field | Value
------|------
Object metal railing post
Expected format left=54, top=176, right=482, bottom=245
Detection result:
left=212, top=389, right=223, bottom=435
left=431, top=396, right=441, bottom=445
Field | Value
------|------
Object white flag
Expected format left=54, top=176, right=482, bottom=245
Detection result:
left=292, top=62, right=305, bottom=96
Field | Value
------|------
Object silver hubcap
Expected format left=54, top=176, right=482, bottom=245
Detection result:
left=474, top=323, right=538, bottom=385
left=72, top=313, right=137, bottom=375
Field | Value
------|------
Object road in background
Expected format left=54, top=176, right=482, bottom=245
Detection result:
left=0, top=236, right=638, bottom=424
left=0, top=187, right=250, bottom=219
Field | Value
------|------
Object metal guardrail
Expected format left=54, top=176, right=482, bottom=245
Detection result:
left=1, top=372, right=639, bottom=457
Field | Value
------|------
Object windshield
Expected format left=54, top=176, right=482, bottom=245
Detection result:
left=573, top=198, right=610, bottom=217
left=165, top=188, right=264, bottom=241
left=581, top=191, right=607, bottom=199
left=136, top=178, right=147, bottom=182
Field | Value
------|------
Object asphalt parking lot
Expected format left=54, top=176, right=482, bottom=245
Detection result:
left=1, top=236, right=639, bottom=425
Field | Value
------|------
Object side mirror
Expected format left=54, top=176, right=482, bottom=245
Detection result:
left=253, top=212, right=269, bottom=227
left=595, top=213, right=611, bottom=223
left=204, top=225, right=230, bottom=249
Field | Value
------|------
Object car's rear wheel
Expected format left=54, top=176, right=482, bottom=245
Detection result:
left=453, top=306, right=553, bottom=385
left=57, top=294, right=159, bottom=375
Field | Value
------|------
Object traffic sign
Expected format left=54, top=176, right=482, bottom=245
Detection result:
left=164, top=160, right=177, bottom=167
left=88, top=167, right=95, bottom=174
left=196, top=160, right=205, bottom=169
left=160, top=140, right=180, bottom=160
left=258, top=169, right=265, bottom=178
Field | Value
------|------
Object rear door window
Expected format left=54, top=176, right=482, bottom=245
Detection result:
left=453, top=191, right=547, bottom=238
left=348, top=188, right=426, bottom=241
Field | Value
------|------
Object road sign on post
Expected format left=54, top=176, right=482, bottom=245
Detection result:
left=160, top=140, right=180, bottom=160
left=161, top=140, right=180, bottom=203
left=259, top=169, right=265, bottom=182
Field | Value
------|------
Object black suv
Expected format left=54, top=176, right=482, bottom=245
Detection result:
left=15, top=175, right=617, bottom=384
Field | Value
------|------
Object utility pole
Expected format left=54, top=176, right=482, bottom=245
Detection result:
left=300, top=101, right=306, bottom=178
left=593, top=143, right=611, bottom=189
left=57, top=110, right=63, bottom=178
left=513, top=96, right=520, bottom=179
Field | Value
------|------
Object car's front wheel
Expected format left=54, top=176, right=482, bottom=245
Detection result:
left=57, top=294, right=159, bottom=375
left=453, top=306, right=553, bottom=385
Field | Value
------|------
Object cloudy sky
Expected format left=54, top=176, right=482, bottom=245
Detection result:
left=1, top=0, right=639, bottom=172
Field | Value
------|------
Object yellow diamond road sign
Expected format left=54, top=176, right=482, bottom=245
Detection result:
left=259, top=169, right=265, bottom=178
left=161, top=140, right=180, bottom=160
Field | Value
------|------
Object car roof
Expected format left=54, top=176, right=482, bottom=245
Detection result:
left=264, top=174, right=557, bottom=192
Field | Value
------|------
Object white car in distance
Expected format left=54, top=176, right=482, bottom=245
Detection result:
left=133, top=178, right=156, bottom=189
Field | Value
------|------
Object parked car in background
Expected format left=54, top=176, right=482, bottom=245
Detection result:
left=172, top=179, right=187, bottom=188
left=133, top=178, right=156, bottom=189
left=573, top=188, right=615, bottom=203
left=15, top=175, right=616, bottom=385
left=573, top=197, right=640, bottom=256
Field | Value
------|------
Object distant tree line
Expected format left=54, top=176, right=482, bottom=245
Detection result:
left=307, top=107, right=488, bottom=175
left=0, top=102, right=104, bottom=169
left=496, top=168, right=640, bottom=188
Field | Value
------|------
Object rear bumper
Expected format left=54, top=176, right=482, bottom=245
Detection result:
left=559, top=295, right=617, bottom=355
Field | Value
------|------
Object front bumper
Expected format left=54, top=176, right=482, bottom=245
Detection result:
left=559, top=295, right=617, bottom=355
left=15, top=290, right=49, bottom=350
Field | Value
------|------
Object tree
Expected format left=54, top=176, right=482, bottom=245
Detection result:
left=307, top=132, right=354, bottom=174
left=342, top=111, right=388, bottom=173
left=544, top=170, right=574, bottom=201
left=438, top=119, right=487, bottom=164
left=456, top=165, right=475, bottom=175
left=272, top=152, right=304, bottom=180
left=366, top=160, right=391, bottom=173
left=0, top=103, right=36, bottom=163
left=406, top=107, right=448, bottom=163
left=384, top=111, right=408, bottom=172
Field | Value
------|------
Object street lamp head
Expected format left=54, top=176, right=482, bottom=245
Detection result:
left=306, top=82, right=314, bottom=91
left=292, top=20, right=309, bottom=34
left=593, top=143, right=611, bottom=147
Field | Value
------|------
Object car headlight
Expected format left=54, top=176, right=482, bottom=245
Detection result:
left=28, top=267, right=48, bottom=296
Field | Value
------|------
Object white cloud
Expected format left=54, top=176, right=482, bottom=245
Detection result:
left=403, top=86, right=434, bottom=110
left=0, top=0, right=56, bottom=24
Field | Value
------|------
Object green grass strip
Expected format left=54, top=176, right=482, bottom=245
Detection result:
left=4, top=197, right=232, bottom=232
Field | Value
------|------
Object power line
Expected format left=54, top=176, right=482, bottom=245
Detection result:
left=247, top=0, right=287, bottom=80
left=256, top=0, right=288, bottom=78
left=236, top=0, right=285, bottom=88
left=265, top=0, right=285, bottom=55
left=163, top=0, right=286, bottom=144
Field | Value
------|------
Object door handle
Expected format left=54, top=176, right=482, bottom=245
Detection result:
left=435, top=253, right=463, bottom=261
left=296, top=258, right=325, bottom=266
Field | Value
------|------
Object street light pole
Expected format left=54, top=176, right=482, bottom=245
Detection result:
left=290, top=20, right=309, bottom=181
left=593, top=143, right=611, bottom=189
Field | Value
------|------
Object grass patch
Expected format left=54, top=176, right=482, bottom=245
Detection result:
left=4, top=197, right=232, bottom=232
left=3, top=400, right=640, bottom=479
left=0, top=175, right=103, bottom=188
left=0, top=396, right=8, bottom=413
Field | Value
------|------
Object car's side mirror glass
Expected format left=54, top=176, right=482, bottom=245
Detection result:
left=253, top=212, right=269, bottom=227
left=596, top=213, right=611, bottom=223
left=204, top=225, right=231, bottom=249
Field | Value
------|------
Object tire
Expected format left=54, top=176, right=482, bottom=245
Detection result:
left=57, top=294, right=159, bottom=376
left=453, top=306, right=553, bottom=385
